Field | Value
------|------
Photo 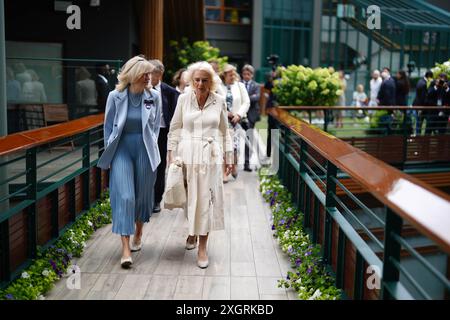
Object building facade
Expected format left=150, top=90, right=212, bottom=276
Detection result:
left=205, top=0, right=450, bottom=91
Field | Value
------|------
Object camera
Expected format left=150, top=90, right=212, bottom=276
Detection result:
left=266, top=54, right=279, bottom=71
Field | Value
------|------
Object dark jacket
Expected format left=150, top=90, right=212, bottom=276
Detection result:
left=242, top=80, right=261, bottom=124
left=395, top=78, right=409, bottom=106
left=425, top=85, right=450, bottom=115
left=413, top=77, right=429, bottom=106
left=159, top=82, right=180, bottom=127
left=377, top=77, right=396, bottom=106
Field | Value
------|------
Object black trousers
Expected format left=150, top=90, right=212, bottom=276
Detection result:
left=241, top=120, right=255, bottom=168
left=155, top=127, right=169, bottom=205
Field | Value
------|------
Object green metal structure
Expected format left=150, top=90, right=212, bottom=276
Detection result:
left=259, top=0, right=450, bottom=91
left=0, top=120, right=105, bottom=289
left=258, top=0, right=314, bottom=82
left=321, top=0, right=450, bottom=92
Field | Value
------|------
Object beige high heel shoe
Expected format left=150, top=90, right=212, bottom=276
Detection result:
left=185, top=235, right=197, bottom=250
left=130, top=240, right=142, bottom=252
left=120, top=256, right=133, bottom=269
left=197, top=252, right=209, bottom=269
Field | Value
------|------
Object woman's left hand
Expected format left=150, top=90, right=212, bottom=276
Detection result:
left=231, top=114, right=241, bottom=125
left=225, top=164, right=233, bottom=176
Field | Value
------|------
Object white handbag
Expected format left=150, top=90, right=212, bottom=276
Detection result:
left=163, top=157, right=186, bottom=210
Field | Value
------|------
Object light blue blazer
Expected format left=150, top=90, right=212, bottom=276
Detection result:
left=97, top=87, right=162, bottom=171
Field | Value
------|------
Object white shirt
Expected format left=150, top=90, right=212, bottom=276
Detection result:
left=152, top=81, right=166, bottom=128
left=370, top=77, right=382, bottom=102
left=353, top=91, right=367, bottom=107
left=221, top=82, right=250, bottom=118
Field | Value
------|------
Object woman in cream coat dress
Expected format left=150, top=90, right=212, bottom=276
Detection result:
left=167, top=61, right=233, bottom=269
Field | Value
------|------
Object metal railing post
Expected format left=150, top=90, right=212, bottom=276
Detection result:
left=97, top=127, right=104, bottom=198
left=354, top=251, right=365, bottom=300
left=26, top=148, right=37, bottom=259
left=0, top=218, right=10, bottom=284
left=324, top=161, right=337, bottom=264
left=336, top=229, right=346, bottom=289
left=281, top=125, right=289, bottom=184
left=298, top=140, right=308, bottom=225
left=50, top=190, right=59, bottom=239
left=82, top=131, right=91, bottom=210
left=381, top=208, right=403, bottom=299
left=402, top=109, right=409, bottom=167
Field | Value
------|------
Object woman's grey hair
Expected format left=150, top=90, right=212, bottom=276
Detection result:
left=242, top=64, right=255, bottom=75
left=149, top=59, right=165, bottom=73
left=185, top=61, right=219, bottom=93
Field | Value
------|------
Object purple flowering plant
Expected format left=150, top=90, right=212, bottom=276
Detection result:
left=0, top=192, right=112, bottom=300
left=258, top=171, right=340, bottom=300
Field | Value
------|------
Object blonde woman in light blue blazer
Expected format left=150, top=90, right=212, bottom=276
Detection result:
left=97, top=56, right=162, bottom=268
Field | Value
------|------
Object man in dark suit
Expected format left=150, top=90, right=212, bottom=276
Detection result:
left=425, top=73, right=450, bottom=135
left=377, top=68, right=396, bottom=106
left=413, top=70, right=433, bottom=134
left=95, top=63, right=112, bottom=113
left=149, top=59, right=180, bottom=213
left=241, top=64, right=261, bottom=172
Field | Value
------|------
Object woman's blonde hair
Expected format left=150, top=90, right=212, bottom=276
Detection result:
left=116, top=56, right=154, bottom=92
left=220, top=63, right=240, bottom=83
left=185, top=61, right=219, bottom=93
left=356, top=84, right=364, bottom=92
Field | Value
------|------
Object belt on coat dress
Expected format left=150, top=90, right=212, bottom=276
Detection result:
left=183, top=136, right=219, bottom=173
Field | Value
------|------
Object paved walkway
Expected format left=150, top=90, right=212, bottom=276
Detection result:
left=45, top=171, right=298, bottom=300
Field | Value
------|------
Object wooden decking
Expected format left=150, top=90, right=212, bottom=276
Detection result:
left=45, top=172, right=298, bottom=300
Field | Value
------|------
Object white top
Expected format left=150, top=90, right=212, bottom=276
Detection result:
left=76, top=79, right=97, bottom=106
left=353, top=91, right=368, bottom=107
left=370, top=77, right=382, bottom=102
left=22, top=81, right=47, bottom=103
left=221, top=81, right=250, bottom=118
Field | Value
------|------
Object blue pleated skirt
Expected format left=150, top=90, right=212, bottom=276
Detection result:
left=109, top=132, right=156, bottom=236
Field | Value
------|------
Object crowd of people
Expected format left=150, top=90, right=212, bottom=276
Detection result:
left=97, top=56, right=261, bottom=269
left=6, top=63, right=47, bottom=103
left=333, top=67, right=450, bottom=134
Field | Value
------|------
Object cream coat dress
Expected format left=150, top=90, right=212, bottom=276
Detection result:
left=167, top=90, right=233, bottom=235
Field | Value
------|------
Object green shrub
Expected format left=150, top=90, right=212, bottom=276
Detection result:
left=432, top=58, right=450, bottom=79
left=165, top=37, right=228, bottom=83
left=272, top=65, right=343, bottom=107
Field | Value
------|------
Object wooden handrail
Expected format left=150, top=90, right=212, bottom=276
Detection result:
left=269, top=107, right=450, bottom=253
left=279, top=106, right=450, bottom=111
left=0, top=114, right=104, bottom=157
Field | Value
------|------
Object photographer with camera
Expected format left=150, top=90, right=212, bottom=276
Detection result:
left=425, top=73, right=450, bottom=134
